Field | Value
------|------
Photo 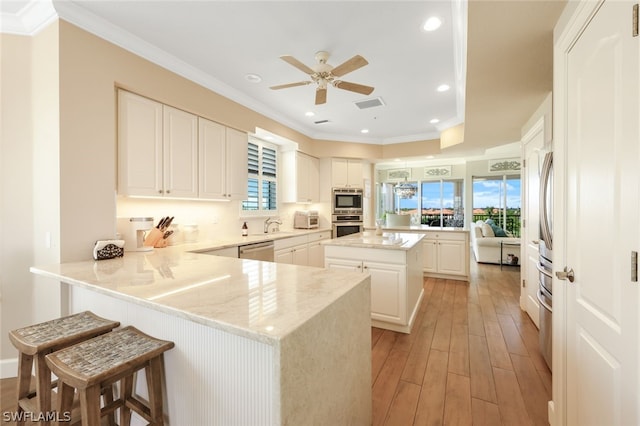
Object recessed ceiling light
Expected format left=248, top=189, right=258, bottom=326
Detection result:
left=245, top=73, right=262, bottom=83
left=361, top=129, right=369, bottom=134
left=264, top=136, right=274, bottom=141
left=430, top=118, right=440, bottom=124
left=394, top=158, right=401, bottom=162
left=426, top=155, right=435, bottom=159
left=423, top=17, right=442, bottom=31
left=437, top=84, right=450, bottom=92
left=305, top=111, right=315, bottom=117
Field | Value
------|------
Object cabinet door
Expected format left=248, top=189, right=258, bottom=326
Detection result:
left=307, top=242, right=324, bottom=268
left=347, top=160, right=363, bottom=187
left=307, top=155, right=320, bottom=201
left=198, top=118, right=226, bottom=199
left=325, top=257, right=362, bottom=271
left=292, top=244, right=308, bottom=266
left=117, top=91, right=163, bottom=196
left=275, top=248, right=293, bottom=264
left=423, top=239, right=438, bottom=273
left=331, top=158, right=349, bottom=187
left=437, top=240, right=466, bottom=276
left=163, top=105, right=198, bottom=198
left=295, top=153, right=310, bottom=202
left=366, top=261, right=406, bottom=325
left=225, top=128, right=248, bottom=200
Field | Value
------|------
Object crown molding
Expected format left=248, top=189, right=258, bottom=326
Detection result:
left=1, top=0, right=57, bottom=35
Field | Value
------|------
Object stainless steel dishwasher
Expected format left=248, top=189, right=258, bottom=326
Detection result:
left=238, top=240, right=274, bottom=261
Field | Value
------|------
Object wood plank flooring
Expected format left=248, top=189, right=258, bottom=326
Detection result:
left=1, top=262, right=550, bottom=425
left=372, top=261, right=551, bottom=426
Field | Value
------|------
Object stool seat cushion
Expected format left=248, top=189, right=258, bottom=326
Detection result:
left=9, top=311, right=120, bottom=355
left=46, top=326, right=174, bottom=388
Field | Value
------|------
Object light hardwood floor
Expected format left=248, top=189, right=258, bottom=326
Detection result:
left=1, top=262, right=549, bottom=425
left=372, top=261, right=551, bottom=426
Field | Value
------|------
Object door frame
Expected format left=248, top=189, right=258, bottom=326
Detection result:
left=552, top=1, right=607, bottom=425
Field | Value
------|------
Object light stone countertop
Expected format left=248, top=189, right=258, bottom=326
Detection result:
left=30, top=236, right=368, bottom=346
left=364, top=225, right=469, bottom=233
left=322, top=231, right=424, bottom=250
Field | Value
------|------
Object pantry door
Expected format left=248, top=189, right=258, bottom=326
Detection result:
left=561, top=0, right=639, bottom=424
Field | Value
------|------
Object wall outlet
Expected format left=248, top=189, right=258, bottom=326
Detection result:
left=212, top=216, right=219, bottom=224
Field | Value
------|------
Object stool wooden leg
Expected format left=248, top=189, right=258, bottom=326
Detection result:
left=35, top=353, right=52, bottom=426
left=120, top=375, right=134, bottom=426
left=57, top=381, right=74, bottom=425
left=79, top=385, right=101, bottom=426
left=101, top=384, right=117, bottom=426
left=145, top=356, right=165, bottom=425
left=16, top=352, right=33, bottom=426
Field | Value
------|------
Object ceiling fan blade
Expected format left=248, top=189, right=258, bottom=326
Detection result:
left=333, top=80, right=375, bottom=95
left=315, top=88, right=327, bottom=105
left=280, top=55, right=315, bottom=75
left=270, top=81, right=312, bottom=90
left=330, top=55, right=368, bottom=77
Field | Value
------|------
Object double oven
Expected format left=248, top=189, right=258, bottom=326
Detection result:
left=332, top=188, right=364, bottom=239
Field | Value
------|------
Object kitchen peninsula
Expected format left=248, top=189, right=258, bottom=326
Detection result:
left=30, top=245, right=371, bottom=425
left=324, top=232, right=424, bottom=334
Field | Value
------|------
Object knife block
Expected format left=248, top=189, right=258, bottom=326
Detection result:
left=143, top=228, right=164, bottom=248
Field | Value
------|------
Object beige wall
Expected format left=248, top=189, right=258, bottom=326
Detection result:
left=1, top=33, right=36, bottom=362
left=0, top=24, right=62, bottom=365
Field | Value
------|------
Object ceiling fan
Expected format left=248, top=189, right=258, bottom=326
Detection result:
left=270, top=51, right=374, bottom=105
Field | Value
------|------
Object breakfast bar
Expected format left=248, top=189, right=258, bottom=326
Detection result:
left=30, top=247, right=371, bottom=425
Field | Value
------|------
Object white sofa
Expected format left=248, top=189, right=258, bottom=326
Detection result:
left=470, top=220, right=521, bottom=265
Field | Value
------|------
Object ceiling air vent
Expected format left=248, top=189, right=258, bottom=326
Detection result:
left=314, top=119, right=330, bottom=124
left=354, top=97, right=385, bottom=110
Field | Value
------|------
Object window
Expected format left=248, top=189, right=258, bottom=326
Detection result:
left=242, top=139, right=278, bottom=214
left=472, top=175, right=521, bottom=236
left=421, top=180, right=464, bottom=227
left=376, top=178, right=464, bottom=227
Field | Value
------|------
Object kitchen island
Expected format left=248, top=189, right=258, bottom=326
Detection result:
left=323, top=232, right=424, bottom=334
left=30, top=246, right=371, bottom=425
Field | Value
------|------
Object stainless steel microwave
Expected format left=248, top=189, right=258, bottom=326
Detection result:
left=332, top=188, right=363, bottom=214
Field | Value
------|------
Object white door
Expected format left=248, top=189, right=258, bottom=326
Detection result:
left=521, top=120, right=544, bottom=327
left=564, top=1, right=639, bottom=424
left=225, top=128, right=248, bottom=200
left=422, top=239, right=437, bottom=273
left=199, top=118, right=226, bottom=199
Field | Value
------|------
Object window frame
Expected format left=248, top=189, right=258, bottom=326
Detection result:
left=241, top=137, right=279, bottom=217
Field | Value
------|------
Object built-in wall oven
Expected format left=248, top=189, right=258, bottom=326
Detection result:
left=538, top=151, right=553, bottom=371
left=332, top=214, right=364, bottom=239
left=332, top=188, right=363, bottom=214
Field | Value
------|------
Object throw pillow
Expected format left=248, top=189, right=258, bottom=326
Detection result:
left=485, top=218, right=495, bottom=225
left=481, top=222, right=495, bottom=237
left=490, top=223, right=508, bottom=237
left=476, top=220, right=485, bottom=226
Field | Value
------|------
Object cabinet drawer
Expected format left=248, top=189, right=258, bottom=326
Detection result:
left=424, top=231, right=467, bottom=242
left=307, top=231, right=331, bottom=243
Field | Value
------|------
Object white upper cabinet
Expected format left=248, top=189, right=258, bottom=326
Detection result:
left=282, top=151, right=319, bottom=203
left=118, top=91, right=197, bottom=198
left=199, top=118, right=248, bottom=200
left=163, top=105, right=198, bottom=198
left=118, top=90, right=163, bottom=197
left=118, top=90, right=247, bottom=201
left=332, top=158, right=362, bottom=188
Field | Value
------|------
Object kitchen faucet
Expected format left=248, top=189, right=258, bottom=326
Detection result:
left=264, top=217, right=282, bottom=233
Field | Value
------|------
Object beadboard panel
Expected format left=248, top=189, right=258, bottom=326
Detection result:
left=70, top=286, right=276, bottom=425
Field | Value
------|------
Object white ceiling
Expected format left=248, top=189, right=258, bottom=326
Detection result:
left=1, top=0, right=566, bottom=158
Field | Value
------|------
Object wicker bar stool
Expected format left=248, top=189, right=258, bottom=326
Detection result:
left=8, top=311, right=120, bottom=425
left=45, top=326, right=174, bottom=426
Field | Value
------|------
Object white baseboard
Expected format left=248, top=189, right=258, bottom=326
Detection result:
left=1, top=357, right=18, bottom=379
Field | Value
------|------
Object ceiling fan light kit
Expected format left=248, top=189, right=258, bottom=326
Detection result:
left=270, top=51, right=374, bottom=105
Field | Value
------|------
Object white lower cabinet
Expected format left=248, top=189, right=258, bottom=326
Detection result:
left=274, top=231, right=330, bottom=267
left=420, top=231, right=469, bottom=281
left=324, top=241, right=423, bottom=334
